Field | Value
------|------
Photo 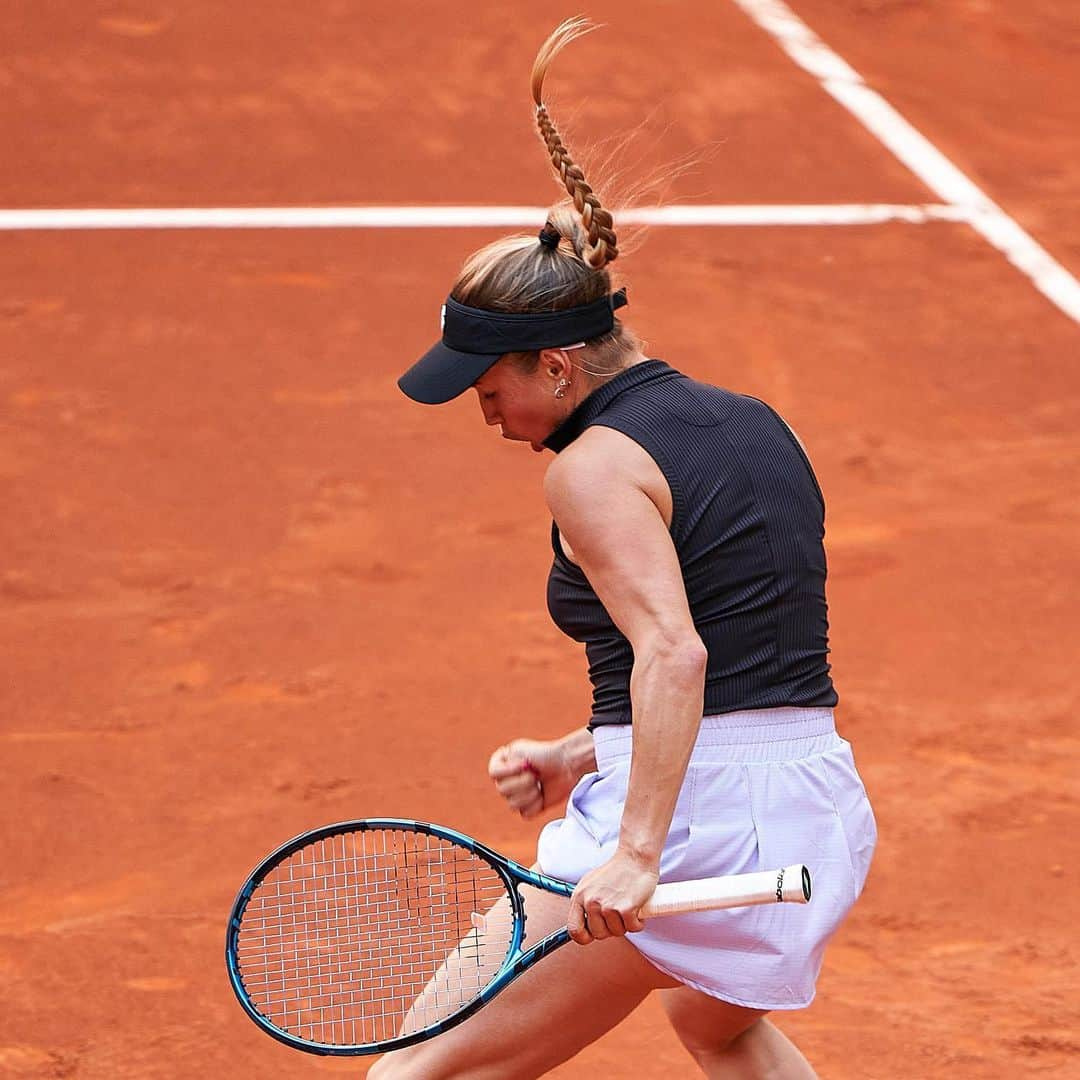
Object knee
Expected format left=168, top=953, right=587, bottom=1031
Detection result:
left=662, top=989, right=767, bottom=1064
left=682, top=1016, right=764, bottom=1066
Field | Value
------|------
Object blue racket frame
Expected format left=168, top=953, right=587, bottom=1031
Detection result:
left=225, top=818, right=576, bottom=1056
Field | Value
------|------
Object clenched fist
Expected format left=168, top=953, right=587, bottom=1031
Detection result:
left=487, top=736, right=581, bottom=820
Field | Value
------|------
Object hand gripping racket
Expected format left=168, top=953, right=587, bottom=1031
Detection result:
left=225, top=818, right=811, bottom=1056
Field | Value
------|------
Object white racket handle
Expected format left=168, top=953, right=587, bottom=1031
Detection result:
left=640, top=865, right=811, bottom=918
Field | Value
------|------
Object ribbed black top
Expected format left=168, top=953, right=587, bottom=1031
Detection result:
left=543, top=359, right=838, bottom=727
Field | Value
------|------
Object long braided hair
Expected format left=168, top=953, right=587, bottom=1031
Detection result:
left=532, top=18, right=618, bottom=270
left=451, top=18, right=638, bottom=377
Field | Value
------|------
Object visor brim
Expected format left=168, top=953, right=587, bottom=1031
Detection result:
left=397, top=341, right=503, bottom=405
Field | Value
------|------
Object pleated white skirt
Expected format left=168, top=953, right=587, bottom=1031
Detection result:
left=536, top=707, right=877, bottom=1009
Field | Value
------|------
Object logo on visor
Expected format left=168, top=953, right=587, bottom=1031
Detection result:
left=440, top=304, right=447, bottom=332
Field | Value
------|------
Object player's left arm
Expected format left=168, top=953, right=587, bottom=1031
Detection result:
left=544, top=428, right=707, bottom=937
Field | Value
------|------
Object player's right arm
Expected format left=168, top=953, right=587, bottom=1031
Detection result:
left=489, top=727, right=597, bottom=818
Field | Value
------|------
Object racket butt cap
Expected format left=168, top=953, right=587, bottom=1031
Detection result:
left=779, top=864, right=812, bottom=904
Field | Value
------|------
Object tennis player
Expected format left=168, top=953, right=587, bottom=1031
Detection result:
left=377, top=18, right=877, bottom=1079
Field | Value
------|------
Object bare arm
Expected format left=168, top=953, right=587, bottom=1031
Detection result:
left=544, top=428, right=707, bottom=940
left=488, top=726, right=597, bottom=819
left=559, top=725, right=598, bottom=778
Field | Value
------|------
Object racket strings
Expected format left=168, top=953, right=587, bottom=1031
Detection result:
left=234, top=828, right=514, bottom=1048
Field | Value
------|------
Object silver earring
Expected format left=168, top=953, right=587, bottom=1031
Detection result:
left=554, top=378, right=570, bottom=399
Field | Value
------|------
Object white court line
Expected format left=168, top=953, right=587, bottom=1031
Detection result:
left=0, top=203, right=966, bottom=231
left=730, top=0, right=1080, bottom=325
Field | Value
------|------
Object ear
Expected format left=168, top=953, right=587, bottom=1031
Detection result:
left=537, top=347, right=574, bottom=382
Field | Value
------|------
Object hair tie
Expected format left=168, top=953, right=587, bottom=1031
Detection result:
left=538, top=223, right=561, bottom=250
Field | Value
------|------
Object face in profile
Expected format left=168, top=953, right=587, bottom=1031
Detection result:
left=472, top=355, right=565, bottom=452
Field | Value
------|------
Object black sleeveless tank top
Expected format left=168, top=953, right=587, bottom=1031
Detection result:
left=543, top=359, right=838, bottom=727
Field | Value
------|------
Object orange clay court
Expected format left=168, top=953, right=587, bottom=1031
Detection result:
left=2, top=2, right=1079, bottom=1077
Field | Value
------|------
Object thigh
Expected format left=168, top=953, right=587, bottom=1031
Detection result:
left=370, top=878, right=679, bottom=1080
left=659, top=984, right=766, bottom=1059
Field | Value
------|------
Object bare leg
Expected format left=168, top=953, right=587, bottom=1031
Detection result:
left=661, top=986, right=818, bottom=1078
left=711, top=1019, right=819, bottom=1079
left=370, top=878, right=678, bottom=1080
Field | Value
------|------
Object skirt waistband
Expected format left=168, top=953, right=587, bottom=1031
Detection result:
left=593, top=707, right=839, bottom=767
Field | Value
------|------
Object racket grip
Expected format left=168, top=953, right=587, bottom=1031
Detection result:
left=640, top=865, right=811, bottom=918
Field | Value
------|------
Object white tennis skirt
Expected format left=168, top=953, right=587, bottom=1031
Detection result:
left=536, top=707, right=877, bottom=1010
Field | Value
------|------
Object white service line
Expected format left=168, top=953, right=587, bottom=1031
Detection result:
left=729, top=0, right=1080, bottom=325
left=0, top=203, right=963, bottom=232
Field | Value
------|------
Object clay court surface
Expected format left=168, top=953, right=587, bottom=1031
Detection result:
left=3, top=2, right=1079, bottom=1076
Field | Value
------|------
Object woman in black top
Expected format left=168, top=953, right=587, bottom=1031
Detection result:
left=376, top=18, right=876, bottom=1080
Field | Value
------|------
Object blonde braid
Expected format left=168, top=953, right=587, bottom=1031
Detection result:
left=531, top=18, right=618, bottom=270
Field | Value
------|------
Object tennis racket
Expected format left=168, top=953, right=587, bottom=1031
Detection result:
left=226, top=818, right=811, bottom=1056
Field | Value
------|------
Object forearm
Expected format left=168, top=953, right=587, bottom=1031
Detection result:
left=558, top=725, right=597, bottom=780
left=618, top=640, right=707, bottom=866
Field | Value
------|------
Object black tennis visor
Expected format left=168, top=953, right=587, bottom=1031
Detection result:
left=398, top=288, right=628, bottom=405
